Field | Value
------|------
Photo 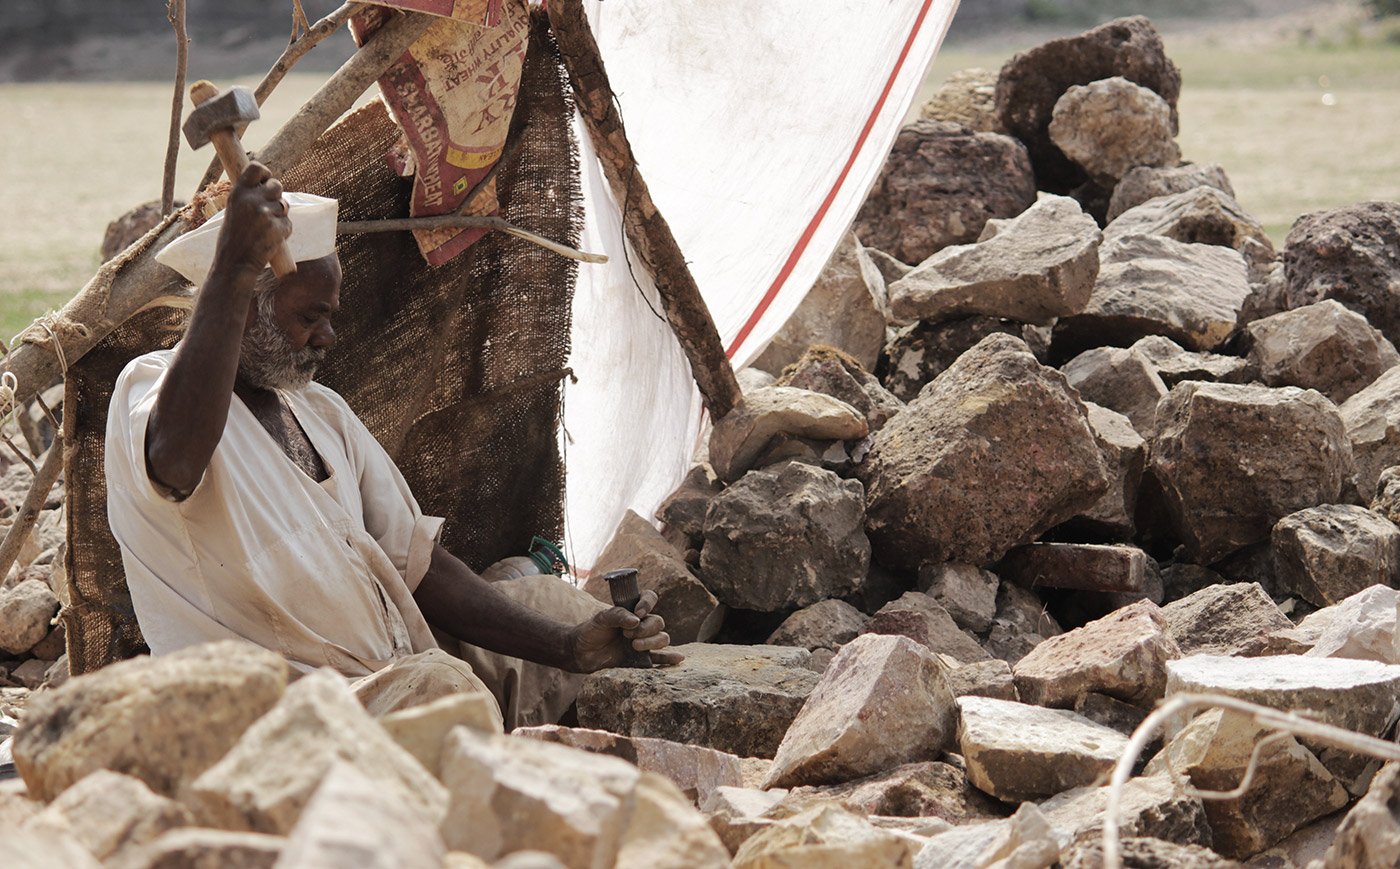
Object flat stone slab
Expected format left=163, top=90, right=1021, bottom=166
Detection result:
left=576, top=644, right=820, bottom=759
left=957, top=696, right=1130, bottom=802
left=998, top=542, right=1148, bottom=593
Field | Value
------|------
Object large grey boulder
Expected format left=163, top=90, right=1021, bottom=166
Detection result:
left=886, top=195, right=1101, bottom=326
left=753, top=232, right=888, bottom=374
left=1160, top=583, right=1294, bottom=657
left=576, top=643, right=820, bottom=759
left=13, top=641, right=288, bottom=802
left=763, top=634, right=958, bottom=788
left=1284, top=201, right=1400, bottom=347
left=858, top=334, right=1108, bottom=569
left=1053, top=234, right=1250, bottom=362
left=0, top=579, right=58, bottom=656
left=585, top=511, right=722, bottom=644
left=1248, top=299, right=1400, bottom=403
left=1107, top=163, right=1235, bottom=222
left=183, top=670, right=446, bottom=835
left=1104, top=185, right=1274, bottom=270
left=995, top=16, right=1182, bottom=194
left=854, top=120, right=1036, bottom=264
left=1273, top=504, right=1400, bottom=607
left=956, top=696, right=1129, bottom=802
left=1012, top=599, right=1180, bottom=708
left=1150, top=382, right=1353, bottom=564
left=700, top=461, right=869, bottom=611
left=1049, top=76, right=1180, bottom=185
left=1341, top=365, right=1400, bottom=499
left=1060, top=345, right=1167, bottom=436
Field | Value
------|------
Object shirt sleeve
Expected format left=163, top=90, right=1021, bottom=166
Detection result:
left=343, top=408, right=445, bottom=592
left=106, top=352, right=200, bottom=503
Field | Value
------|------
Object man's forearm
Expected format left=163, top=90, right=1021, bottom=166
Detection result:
left=413, top=542, right=579, bottom=671
left=145, top=265, right=257, bottom=494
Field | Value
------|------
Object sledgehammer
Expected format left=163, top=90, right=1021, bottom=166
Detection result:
left=603, top=569, right=654, bottom=669
left=182, top=80, right=297, bottom=277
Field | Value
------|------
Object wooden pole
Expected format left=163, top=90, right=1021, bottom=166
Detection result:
left=0, top=11, right=435, bottom=411
left=0, top=435, right=63, bottom=583
left=547, top=1, right=742, bottom=420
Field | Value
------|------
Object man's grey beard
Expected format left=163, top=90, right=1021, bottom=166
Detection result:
left=239, top=289, right=326, bottom=391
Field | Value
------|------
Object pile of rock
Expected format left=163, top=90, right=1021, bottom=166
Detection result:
left=9, top=13, right=1400, bottom=869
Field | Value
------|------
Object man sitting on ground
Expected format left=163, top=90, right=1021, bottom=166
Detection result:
left=105, top=163, right=677, bottom=728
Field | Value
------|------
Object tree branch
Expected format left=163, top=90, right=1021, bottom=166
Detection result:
left=337, top=214, right=607, bottom=263
left=161, top=0, right=189, bottom=215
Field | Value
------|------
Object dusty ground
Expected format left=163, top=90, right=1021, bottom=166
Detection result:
left=0, top=1, right=1397, bottom=337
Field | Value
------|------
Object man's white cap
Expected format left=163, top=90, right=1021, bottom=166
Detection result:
left=155, top=192, right=339, bottom=285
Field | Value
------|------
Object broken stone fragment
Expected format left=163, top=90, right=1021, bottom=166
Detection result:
left=1107, top=163, right=1235, bottom=222
left=1073, top=692, right=1149, bottom=737
left=654, top=464, right=721, bottom=547
left=120, top=828, right=286, bottom=869
left=1300, top=584, right=1400, bottom=665
left=879, top=315, right=1030, bottom=402
left=25, top=770, right=193, bottom=864
left=1284, top=201, right=1400, bottom=348
left=700, top=461, right=869, bottom=612
left=5, top=829, right=103, bottom=869
left=1320, top=761, right=1400, bottom=869
left=1012, top=599, right=1180, bottom=708
left=956, top=696, right=1129, bottom=802
left=1247, top=300, right=1400, bottom=404
left=1038, top=774, right=1211, bottom=848
left=514, top=725, right=746, bottom=806
left=702, top=786, right=788, bottom=855
left=707, top=387, right=868, bottom=483
left=439, top=726, right=725, bottom=867
left=1151, top=382, right=1353, bottom=564
left=983, top=581, right=1061, bottom=665
left=1129, top=334, right=1255, bottom=386
left=919, top=67, right=1004, bottom=133
left=999, top=542, right=1148, bottom=594
left=1373, top=465, right=1400, bottom=525
left=1061, top=345, right=1167, bottom=436
left=585, top=510, right=723, bottom=644
left=916, top=563, right=999, bottom=633
left=1160, top=583, right=1294, bottom=658
left=995, top=16, right=1182, bottom=194
left=854, top=119, right=1037, bottom=264
left=770, top=761, right=1006, bottom=825
left=765, top=599, right=868, bottom=652
left=732, top=803, right=918, bottom=869
left=859, top=333, right=1108, bottom=569
left=13, top=640, right=288, bottom=802
left=862, top=592, right=992, bottom=663
left=1062, top=837, right=1240, bottom=868
left=1049, top=76, right=1180, bottom=185
left=1146, top=708, right=1348, bottom=859
left=1341, top=366, right=1400, bottom=499
left=1052, top=234, right=1250, bottom=358
left=764, top=633, right=958, bottom=789
left=183, top=670, right=446, bottom=836
left=576, top=643, right=819, bottom=759
left=378, top=693, right=499, bottom=779
left=774, top=345, right=904, bottom=432
left=1068, top=403, right=1146, bottom=540
left=277, top=762, right=445, bottom=869
left=944, top=658, right=1018, bottom=702
left=752, top=231, right=888, bottom=373
left=615, top=772, right=733, bottom=869
left=1105, top=186, right=1274, bottom=271
left=886, top=195, right=1101, bottom=326
left=0, top=579, right=58, bottom=656
left=1273, top=504, right=1400, bottom=607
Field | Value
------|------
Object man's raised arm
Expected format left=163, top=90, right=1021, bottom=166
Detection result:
left=145, top=163, right=290, bottom=497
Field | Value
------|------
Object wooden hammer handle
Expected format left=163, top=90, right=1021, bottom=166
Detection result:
left=192, top=83, right=297, bottom=277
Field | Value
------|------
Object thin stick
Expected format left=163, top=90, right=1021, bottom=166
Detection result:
left=1102, top=693, right=1400, bottom=869
left=194, top=2, right=357, bottom=192
left=337, top=215, right=609, bottom=264
left=162, top=0, right=189, bottom=215
left=0, top=435, right=63, bottom=581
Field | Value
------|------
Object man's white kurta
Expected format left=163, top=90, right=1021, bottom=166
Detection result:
left=105, top=349, right=444, bottom=676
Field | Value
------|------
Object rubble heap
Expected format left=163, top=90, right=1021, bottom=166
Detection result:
left=6, top=14, right=1400, bottom=869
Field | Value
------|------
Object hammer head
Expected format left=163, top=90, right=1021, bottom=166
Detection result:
left=182, top=84, right=260, bottom=150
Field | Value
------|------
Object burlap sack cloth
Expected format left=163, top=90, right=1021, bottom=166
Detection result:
left=62, top=19, right=591, bottom=726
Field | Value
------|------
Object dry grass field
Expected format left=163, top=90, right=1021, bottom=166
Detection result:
left=1, top=12, right=1399, bottom=339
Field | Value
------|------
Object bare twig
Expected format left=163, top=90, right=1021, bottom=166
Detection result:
left=162, top=0, right=189, bottom=215
left=337, top=214, right=609, bottom=264
left=1103, top=693, right=1400, bottom=869
left=291, top=0, right=312, bottom=41
left=194, top=2, right=357, bottom=192
left=0, top=435, right=63, bottom=582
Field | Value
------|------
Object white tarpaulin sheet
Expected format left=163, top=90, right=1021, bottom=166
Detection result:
left=563, top=0, right=961, bottom=570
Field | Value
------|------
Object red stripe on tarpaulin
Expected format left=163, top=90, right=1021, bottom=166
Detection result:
left=725, top=0, right=939, bottom=358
